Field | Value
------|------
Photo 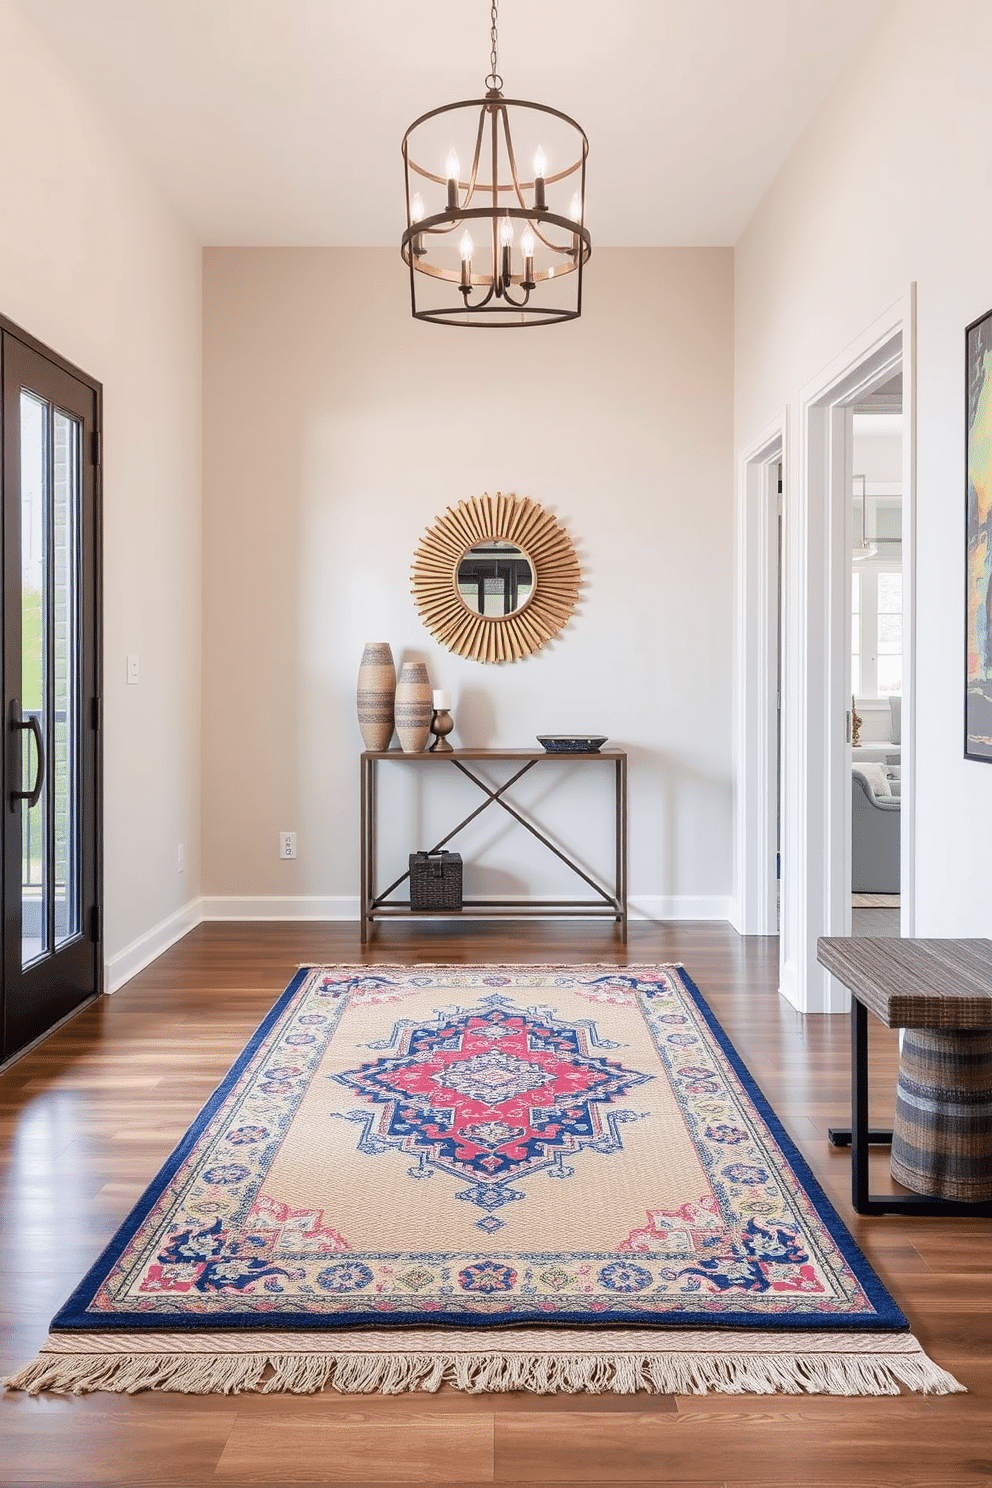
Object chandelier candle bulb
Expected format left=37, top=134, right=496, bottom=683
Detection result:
left=411, top=192, right=425, bottom=256
left=445, top=149, right=460, bottom=211
left=459, top=230, right=473, bottom=289
left=533, top=147, right=547, bottom=210
left=500, top=217, right=513, bottom=286
left=521, top=228, right=535, bottom=288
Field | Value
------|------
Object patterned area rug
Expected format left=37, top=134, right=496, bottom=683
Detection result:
left=6, top=964, right=962, bottom=1396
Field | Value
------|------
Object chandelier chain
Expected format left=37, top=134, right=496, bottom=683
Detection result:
left=485, top=0, right=503, bottom=91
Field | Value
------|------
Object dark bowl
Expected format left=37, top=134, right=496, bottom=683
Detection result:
left=536, top=735, right=608, bottom=754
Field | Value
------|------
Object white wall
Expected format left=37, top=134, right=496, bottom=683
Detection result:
left=853, top=418, right=902, bottom=488
left=201, top=247, right=734, bottom=920
left=0, top=1, right=203, bottom=983
left=736, top=0, right=992, bottom=936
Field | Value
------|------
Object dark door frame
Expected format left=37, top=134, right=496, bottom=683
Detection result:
left=0, top=313, right=102, bottom=1062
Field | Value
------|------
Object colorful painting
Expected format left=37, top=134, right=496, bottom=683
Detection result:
left=967, top=308, right=992, bottom=761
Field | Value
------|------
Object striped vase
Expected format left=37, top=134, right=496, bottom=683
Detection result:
left=356, top=642, right=396, bottom=752
left=890, top=1028, right=992, bottom=1201
left=394, top=662, right=432, bottom=753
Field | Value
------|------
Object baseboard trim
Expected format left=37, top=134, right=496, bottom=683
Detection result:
left=102, top=893, right=738, bottom=995
left=105, top=897, right=204, bottom=994
left=628, top=895, right=734, bottom=922
left=202, top=896, right=361, bottom=921
left=778, top=956, right=801, bottom=1012
left=200, top=895, right=734, bottom=924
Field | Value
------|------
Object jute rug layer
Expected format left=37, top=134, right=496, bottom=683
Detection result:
left=5, top=964, right=963, bottom=1396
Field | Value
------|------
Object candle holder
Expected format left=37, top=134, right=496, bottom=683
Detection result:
left=429, top=708, right=455, bottom=752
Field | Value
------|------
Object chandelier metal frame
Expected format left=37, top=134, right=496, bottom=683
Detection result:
left=400, top=3, right=591, bottom=328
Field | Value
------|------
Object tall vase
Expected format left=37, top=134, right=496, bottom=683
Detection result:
left=356, top=642, right=396, bottom=752
left=394, top=662, right=432, bottom=753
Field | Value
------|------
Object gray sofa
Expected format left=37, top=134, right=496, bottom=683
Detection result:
left=852, top=766, right=900, bottom=894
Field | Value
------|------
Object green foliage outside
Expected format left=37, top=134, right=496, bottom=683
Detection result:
left=22, top=586, right=42, bottom=708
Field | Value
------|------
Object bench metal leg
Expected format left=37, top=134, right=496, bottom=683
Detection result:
left=827, top=1128, right=892, bottom=1147
left=842, top=997, right=992, bottom=1216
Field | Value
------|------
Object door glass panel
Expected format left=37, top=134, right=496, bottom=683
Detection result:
left=53, top=408, right=80, bottom=948
left=20, top=391, right=47, bottom=965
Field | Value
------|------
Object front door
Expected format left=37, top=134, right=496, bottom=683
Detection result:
left=1, top=325, right=101, bottom=1061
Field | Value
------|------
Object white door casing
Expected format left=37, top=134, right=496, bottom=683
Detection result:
left=738, top=289, right=916, bottom=1014
left=733, top=417, right=785, bottom=939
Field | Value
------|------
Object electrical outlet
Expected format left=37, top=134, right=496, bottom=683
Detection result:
left=177, top=843, right=185, bottom=873
left=279, top=831, right=297, bottom=860
left=126, top=654, right=140, bottom=685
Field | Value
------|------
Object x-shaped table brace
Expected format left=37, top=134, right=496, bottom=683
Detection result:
left=360, top=751, right=627, bottom=941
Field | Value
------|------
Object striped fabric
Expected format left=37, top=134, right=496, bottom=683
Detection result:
left=891, top=1029, right=992, bottom=1201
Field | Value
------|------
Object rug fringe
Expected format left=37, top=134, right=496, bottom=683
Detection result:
left=3, top=1346, right=966, bottom=1398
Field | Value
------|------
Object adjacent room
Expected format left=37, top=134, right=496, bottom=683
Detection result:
left=1, top=1, right=989, bottom=1484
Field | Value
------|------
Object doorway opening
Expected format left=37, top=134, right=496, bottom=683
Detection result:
left=734, top=423, right=785, bottom=942
left=850, top=376, right=903, bottom=937
left=779, top=293, right=914, bottom=1013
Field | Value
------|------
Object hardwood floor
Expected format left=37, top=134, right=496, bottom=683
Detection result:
left=1, top=921, right=989, bottom=1487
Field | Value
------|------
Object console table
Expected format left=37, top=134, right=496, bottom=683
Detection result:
left=360, top=749, right=627, bottom=943
left=817, top=936, right=992, bottom=1216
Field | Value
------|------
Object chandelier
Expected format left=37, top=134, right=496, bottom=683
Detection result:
left=400, top=1, right=591, bottom=328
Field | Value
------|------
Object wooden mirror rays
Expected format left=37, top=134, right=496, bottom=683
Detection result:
left=411, top=493, right=581, bottom=663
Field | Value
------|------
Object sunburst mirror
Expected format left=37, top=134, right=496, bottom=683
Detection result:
left=411, top=492, right=581, bottom=663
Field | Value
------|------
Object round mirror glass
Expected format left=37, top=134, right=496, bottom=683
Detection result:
left=456, top=540, right=534, bottom=617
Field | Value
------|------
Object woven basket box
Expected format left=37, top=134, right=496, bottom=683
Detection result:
left=409, top=850, right=463, bottom=911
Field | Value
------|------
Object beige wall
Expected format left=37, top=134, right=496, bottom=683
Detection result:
left=7, top=0, right=985, bottom=978
left=202, top=247, right=734, bottom=917
left=0, top=1, right=202, bottom=980
left=735, top=0, right=992, bottom=933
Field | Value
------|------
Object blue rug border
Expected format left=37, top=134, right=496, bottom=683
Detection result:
left=51, top=966, right=314, bottom=1331
left=672, top=966, right=907, bottom=1331
left=51, top=964, right=908, bottom=1334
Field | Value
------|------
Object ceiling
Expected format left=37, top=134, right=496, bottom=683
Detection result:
left=17, top=0, right=884, bottom=247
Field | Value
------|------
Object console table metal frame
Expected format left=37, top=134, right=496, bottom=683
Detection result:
left=817, top=936, right=992, bottom=1217
left=360, top=749, right=627, bottom=944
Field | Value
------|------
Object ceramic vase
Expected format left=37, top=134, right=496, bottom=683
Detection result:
left=356, top=642, right=396, bottom=752
left=394, top=662, right=432, bottom=753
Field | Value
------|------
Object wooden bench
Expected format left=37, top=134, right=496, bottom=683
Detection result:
left=817, top=937, right=992, bottom=1215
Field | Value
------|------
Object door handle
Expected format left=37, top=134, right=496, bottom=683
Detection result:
left=9, top=700, right=45, bottom=811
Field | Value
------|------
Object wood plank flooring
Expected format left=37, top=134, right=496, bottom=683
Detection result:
left=1, top=921, right=989, bottom=1487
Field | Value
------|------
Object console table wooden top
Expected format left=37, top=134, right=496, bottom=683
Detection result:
left=361, top=748, right=627, bottom=761
left=817, top=937, right=992, bottom=1029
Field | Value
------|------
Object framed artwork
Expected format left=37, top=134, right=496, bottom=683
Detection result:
left=966, top=307, right=992, bottom=762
